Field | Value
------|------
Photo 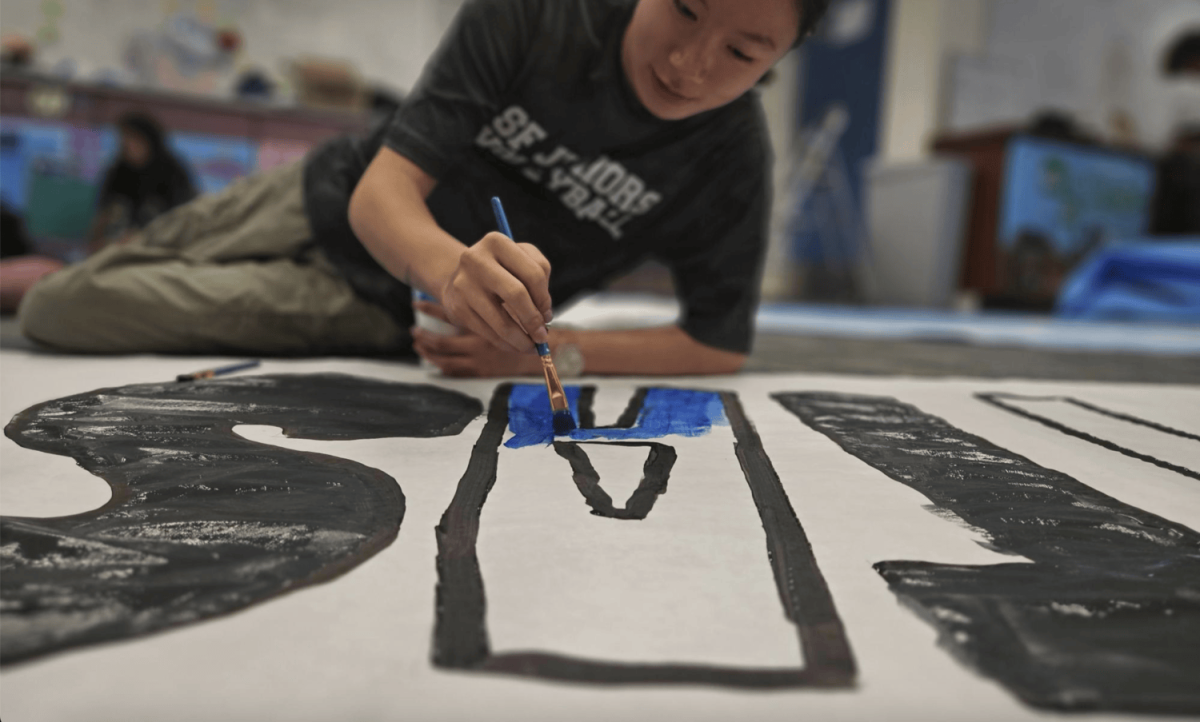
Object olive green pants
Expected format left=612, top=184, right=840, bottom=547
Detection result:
left=19, top=161, right=406, bottom=355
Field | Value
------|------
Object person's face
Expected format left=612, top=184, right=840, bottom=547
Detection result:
left=120, top=130, right=151, bottom=168
left=622, top=0, right=798, bottom=121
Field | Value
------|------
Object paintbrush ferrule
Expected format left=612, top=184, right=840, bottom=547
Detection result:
left=540, top=353, right=576, bottom=435
left=540, top=354, right=568, bottom=411
left=176, top=359, right=261, bottom=382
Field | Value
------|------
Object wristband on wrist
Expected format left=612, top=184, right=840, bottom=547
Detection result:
left=549, top=324, right=584, bottom=378
left=552, top=342, right=584, bottom=378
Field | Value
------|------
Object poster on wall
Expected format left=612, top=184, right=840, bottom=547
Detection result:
left=996, top=135, right=1157, bottom=302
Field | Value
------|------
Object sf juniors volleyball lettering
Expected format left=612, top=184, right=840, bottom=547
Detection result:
left=474, top=105, right=663, bottom=239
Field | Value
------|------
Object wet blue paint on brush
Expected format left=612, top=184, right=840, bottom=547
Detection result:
left=552, top=410, right=576, bottom=436
left=506, top=384, right=584, bottom=448
left=504, top=385, right=726, bottom=449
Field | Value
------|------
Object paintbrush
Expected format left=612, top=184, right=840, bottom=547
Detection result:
left=490, top=196, right=576, bottom=435
left=176, top=359, right=260, bottom=382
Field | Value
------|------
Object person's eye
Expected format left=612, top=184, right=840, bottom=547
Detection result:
left=729, top=46, right=754, bottom=63
left=672, top=0, right=697, bottom=21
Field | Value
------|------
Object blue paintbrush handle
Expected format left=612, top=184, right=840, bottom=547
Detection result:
left=491, top=197, right=514, bottom=239
left=492, top=195, right=546, bottom=357
left=213, top=360, right=261, bottom=375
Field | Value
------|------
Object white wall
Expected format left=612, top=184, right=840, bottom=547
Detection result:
left=878, top=0, right=988, bottom=163
left=963, top=0, right=1200, bottom=150
left=879, top=0, right=1200, bottom=158
left=759, top=52, right=802, bottom=299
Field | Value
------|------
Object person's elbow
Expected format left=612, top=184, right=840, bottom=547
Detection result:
left=687, top=335, right=747, bottom=375
left=347, top=172, right=377, bottom=241
left=702, top=349, right=747, bottom=375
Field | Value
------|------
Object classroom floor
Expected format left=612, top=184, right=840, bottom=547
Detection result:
left=3, top=315, right=1197, bottom=384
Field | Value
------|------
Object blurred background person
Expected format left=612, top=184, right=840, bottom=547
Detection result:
left=1152, top=31, right=1200, bottom=236
left=0, top=202, right=62, bottom=314
left=1152, top=123, right=1200, bottom=236
left=88, top=112, right=197, bottom=253
left=1, top=112, right=197, bottom=314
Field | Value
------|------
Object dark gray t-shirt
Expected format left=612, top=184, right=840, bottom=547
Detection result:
left=303, top=0, right=771, bottom=353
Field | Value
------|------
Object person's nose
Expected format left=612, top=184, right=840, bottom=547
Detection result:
left=668, top=35, right=715, bottom=85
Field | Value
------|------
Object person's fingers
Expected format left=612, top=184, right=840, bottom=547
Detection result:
left=516, top=242, right=554, bottom=323
left=459, top=275, right=538, bottom=350
left=517, top=242, right=552, bottom=276
left=459, top=297, right=526, bottom=352
left=413, top=300, right=452, bottom=324
left=412, top=337, right=474, bottom=376
left=436, top=357, right=480, bottom=378
left=452, top=244, right=538, bottom=350
left=471, top=289, right=537, bottom=350
left=483, top=274, right=547, bottom=346
left=493, top=241, right=551, bottom=336
left=473, top=234, right=548, bottom=343
left=502, top=301, right=546, bottom=339
left=448, top=233, right=552, bottom=347
left=422, top=351, right=480, bottom=378
left=413, top=329, right=452, bottom=358
left=411, top=327, right=488, bottom=356
left=440, top=277, right=512, bottom=350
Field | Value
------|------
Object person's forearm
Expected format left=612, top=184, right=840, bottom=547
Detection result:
left=551, top=325, right=745, bottom=376
left=347, top=148, right=463, bottom=299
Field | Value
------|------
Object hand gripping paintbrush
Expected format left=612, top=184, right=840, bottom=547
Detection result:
left=490, top=196, right=576, bottom=435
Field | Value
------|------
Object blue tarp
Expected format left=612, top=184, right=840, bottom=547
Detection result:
left=1056, top=241, right=1200, bottom=324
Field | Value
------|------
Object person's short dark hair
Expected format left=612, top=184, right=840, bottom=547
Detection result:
left=755, top=0, right=834, bottom=85
left=115, top=111, right=168, bottom=152
left=1174, top=123, right=1200, bottom=147
left=1163, top=30, right=1200, bottom=75
left=1027, top=109, right=1096, bottom=145
left=795, top=0, right=834, bottom=44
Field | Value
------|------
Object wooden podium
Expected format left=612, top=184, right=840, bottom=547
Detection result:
left=931, top=125, right=1020, bottom=299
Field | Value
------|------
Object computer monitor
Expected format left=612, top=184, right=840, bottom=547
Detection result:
left=996, top=134, right=1157, bottom=302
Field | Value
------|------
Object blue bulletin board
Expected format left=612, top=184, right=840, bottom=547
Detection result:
left=994, top=135, right=1157, bottom=299
left=997, top=135, right=1157, bottom=256
left=0, top=116, right=257, bottom=249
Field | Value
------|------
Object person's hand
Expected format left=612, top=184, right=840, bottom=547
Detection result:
left=412, top=301, right=542, bottom=377
left=439, top=232, right=552, bottom=352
